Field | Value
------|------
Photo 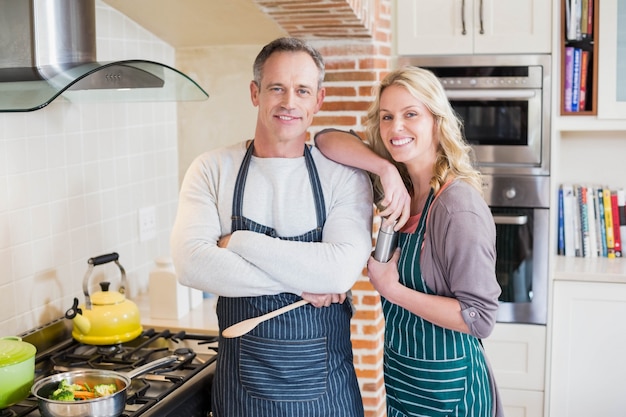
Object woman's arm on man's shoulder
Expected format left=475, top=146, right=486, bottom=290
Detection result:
left=315, top=129, right=411, bottom=228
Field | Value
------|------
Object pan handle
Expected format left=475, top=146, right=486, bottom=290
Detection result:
left=52, top=355, right=179, bottom=379
left=124, top=354, right=178, bottom=379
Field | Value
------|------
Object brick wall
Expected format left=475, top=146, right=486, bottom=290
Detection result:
left=253, top=1, right=393, bottom=416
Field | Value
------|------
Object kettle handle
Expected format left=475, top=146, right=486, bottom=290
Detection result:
left=89, top=252, right=120, bottom=266
left=82, top=252, right=127, bottom=309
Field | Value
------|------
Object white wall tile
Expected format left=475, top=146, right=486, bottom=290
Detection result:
left=0, top=1, right=180, bottom=336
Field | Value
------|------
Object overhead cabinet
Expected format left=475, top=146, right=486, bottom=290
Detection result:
left=396, top=0, right=552, bottom=55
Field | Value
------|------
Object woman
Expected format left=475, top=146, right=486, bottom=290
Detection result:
left=315, top=66, right=503, bottom=417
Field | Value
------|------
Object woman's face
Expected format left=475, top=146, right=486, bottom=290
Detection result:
left=378, top=84, right=438, bottom=168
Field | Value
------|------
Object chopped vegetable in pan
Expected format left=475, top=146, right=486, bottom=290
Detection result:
left=49, top=379, right=118, bottom=401
left=94, top=383, right=117, bottom=397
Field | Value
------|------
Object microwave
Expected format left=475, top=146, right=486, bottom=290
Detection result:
left=397, top=55, right=552, bottom=177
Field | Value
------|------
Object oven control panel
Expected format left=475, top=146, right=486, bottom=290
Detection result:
left=482, top=174, right=550, bottom=208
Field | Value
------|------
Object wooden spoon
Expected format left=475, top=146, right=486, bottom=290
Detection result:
left=221, top=299, right=309, bottom=338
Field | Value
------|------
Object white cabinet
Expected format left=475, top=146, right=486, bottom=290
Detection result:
left=597, top=0, right=626, bottom=119
left=499, top=388, right=544, bottom=417
left=549, top=280, right=626, bottom=417
left=482, top=323, right=545, bottom=417
left=396, top=0, right=552, bottom=55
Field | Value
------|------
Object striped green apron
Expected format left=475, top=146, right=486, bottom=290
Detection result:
left=382, top=189, right=493, bottom=417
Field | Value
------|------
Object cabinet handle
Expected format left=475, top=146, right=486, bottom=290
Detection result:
left=461, top=0, right=467, bottom=35
left=445, top=89, right=537, bottom=100
left=479, top=0, right=485, bottom=34
left=493, top=215, right=528, bottom=225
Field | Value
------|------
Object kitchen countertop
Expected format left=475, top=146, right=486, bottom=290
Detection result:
left=133, top=256, right=626, bottom=334
left=553, top=255, right=626, bottom=283
left=134, top=293, right=220, bottom=336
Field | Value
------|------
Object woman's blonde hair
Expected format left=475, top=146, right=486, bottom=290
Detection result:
left=365, top=66, right=483, bottom=199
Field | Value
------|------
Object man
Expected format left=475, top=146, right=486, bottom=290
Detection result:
left=170, top=37, right=373, bottom=416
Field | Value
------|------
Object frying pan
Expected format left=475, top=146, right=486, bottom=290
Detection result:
left=31, top=354, right=179, bottom=417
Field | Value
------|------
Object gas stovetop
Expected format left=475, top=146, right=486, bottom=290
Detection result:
left=2, top=319, right=218, bottom=417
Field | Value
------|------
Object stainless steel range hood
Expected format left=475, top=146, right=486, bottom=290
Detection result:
left=0, top=0, right=208, bottom=112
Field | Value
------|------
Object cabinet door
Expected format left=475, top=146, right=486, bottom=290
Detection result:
left=396, top=0, right=551, bottom=56
left=482, top=323, right=546, bottom=417
left=550, top=281, right=626, bottom=417
left=396, top=0, right=474, bottom=55
left=474, top=0, right=552, bottom=54
left=597, top=0, right=626, bottom=119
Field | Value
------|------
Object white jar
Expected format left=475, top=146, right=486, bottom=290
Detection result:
left=189, top=287, right=204, bottom=309
left=149, top=256, right=190, bottom=320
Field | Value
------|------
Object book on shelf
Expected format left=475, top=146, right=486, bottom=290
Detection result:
left=611, top=191, right=623, bottom=257
left=597, top=186, right=608, bottom=257
left=562, top=184, right=576, bottom=256
left=572, top=185, right=582, bottom=256
left=566, top=0, right=583, bottom=41
left=558, top=185, right=566, bottom=255
left=571, top=48, right=582, bottom=112
left=592, top=188, right=604, bottom=256
left=579, top=50, right=590, bottom=111
left=577, top=184, right=590, bottom=257
left=618, top=189, right=626, bottom=256
left=580, top=0, right=589, bottom=37
left=586, top=186, right=599, bottom=257
left=586, top=0, right=594, bottom=37
left=564, top=47, right=575, bottom=112
left=603, top=188, right=616, bottom=259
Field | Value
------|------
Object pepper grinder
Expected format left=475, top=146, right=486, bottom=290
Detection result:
left=373, top=220, right=398, bottom=262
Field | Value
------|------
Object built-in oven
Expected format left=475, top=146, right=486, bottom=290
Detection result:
left=483, top=174, right=549, bottom=325
left=397, top=54, right=551, bottom=176
left=397, top=55, right=552, bottom=325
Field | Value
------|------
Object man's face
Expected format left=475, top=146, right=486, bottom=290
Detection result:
left=250, top=51, right=325, bottom=146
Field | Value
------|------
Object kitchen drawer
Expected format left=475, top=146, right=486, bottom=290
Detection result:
left=482, top=322, right=546, bottom=390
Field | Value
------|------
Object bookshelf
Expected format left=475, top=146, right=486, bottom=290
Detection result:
left=560, top=0, right=600, bottom=115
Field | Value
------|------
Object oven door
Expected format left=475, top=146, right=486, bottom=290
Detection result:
left=491, top=206, right=548, bottom=325
left=447, top=88, right=542, bottom=169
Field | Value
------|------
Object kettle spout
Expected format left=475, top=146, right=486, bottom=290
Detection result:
left=65, top=297, right=91, bottom=335
left=73, top=313, right=91, bottom=335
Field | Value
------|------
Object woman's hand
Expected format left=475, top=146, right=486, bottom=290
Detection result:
left=301, top=292, right=347, bottom=308
left=367, top=248, right=402, bottom=299
left=377, top=164, right=411, bottom=230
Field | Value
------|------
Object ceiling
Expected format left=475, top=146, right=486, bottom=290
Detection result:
left=102, top=0, right=286, bottom=48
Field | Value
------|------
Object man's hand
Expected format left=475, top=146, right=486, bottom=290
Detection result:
left=218, top=234, right=232, bottom=248
left=301, top=292, right=347, bottom=308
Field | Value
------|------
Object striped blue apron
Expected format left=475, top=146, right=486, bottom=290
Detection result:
left=383, top=189, right=493, bottom=417
left=211, top=142, right=364, bottom=417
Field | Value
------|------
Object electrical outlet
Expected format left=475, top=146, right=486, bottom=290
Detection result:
left=138, top=206, right=156, bottom=242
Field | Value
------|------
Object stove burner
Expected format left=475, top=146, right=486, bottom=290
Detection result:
left=10, top=322, right=218, bottom=417
left=173, top=347, right=195, bottom=361
left=97, top=344, right=124, bottom=355
left=0, top=401, right=38, bottom=417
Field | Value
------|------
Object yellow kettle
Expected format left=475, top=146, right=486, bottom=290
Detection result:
left=65, top=253, right=142, bottom=345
